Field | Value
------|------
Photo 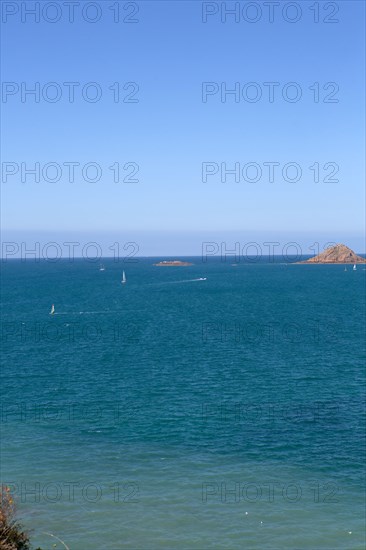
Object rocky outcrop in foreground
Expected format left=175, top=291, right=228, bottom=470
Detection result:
left=298, top=243, right=366, bottom=264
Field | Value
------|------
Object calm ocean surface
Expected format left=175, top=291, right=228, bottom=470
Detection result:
left=1, top=258, right=365, bottom=549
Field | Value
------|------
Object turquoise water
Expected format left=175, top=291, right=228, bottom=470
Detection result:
left=1, top=258, right=365, bottom=549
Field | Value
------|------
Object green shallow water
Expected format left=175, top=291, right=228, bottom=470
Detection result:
left=1, top=258, right=365, bottom=549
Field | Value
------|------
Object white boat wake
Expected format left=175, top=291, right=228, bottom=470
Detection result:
left=148, top=278, right=207, bottom=285
left=52, top=310, right=114, bottom=316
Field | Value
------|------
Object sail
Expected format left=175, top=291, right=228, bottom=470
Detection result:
left=50, top=304, right=55, bottom=315
left=122, top=271, right=126, bottom=283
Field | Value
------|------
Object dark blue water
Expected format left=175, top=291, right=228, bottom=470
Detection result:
left=1, top=258, right=365, bottom=549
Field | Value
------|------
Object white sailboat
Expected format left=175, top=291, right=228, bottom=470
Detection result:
left=99, top=264, right=105, bottom=271
left=353, top=264, right=357, bottom=271
left=121, top=271, right=126, bottom=284
left=50, top=304, right=55, bottom=315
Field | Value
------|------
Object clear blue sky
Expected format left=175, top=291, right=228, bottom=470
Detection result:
left=1, top=1, right=365, bottom=255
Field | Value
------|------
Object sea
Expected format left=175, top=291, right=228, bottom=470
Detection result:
left=1, top=257, right=365, bottom=549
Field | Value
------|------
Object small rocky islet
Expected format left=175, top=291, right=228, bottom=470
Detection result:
left=153, top=260, right=193, bottom=266
left=297, top=243, right=366, bottom=264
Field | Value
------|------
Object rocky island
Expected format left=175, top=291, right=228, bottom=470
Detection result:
left=297, top=243, right=366, bottom=264
left=153, top=260, right=193, bottom=266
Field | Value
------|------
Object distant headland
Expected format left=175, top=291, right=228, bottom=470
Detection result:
left=153, top=260, right=193, bottom=266
left=297, top=244, right=366, bottom=264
